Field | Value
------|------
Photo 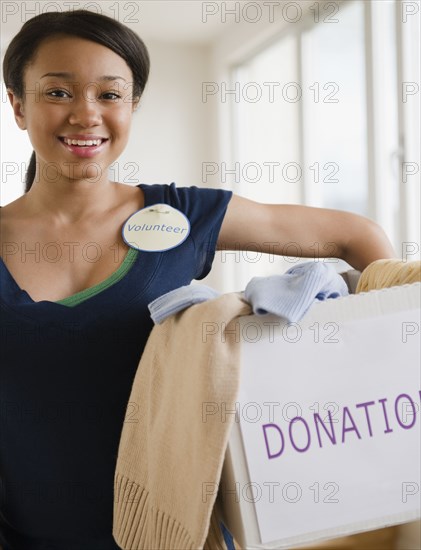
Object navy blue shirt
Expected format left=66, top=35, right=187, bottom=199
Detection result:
left=0, top=183, right=232, bottom=549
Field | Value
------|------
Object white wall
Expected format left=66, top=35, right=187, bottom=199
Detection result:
left=0, top=85, right=32, bottom=203
left=118, top=39, right=214, bottom=189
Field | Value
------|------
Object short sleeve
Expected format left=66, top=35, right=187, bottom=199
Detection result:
left=162, top=183, right=233, bottom=280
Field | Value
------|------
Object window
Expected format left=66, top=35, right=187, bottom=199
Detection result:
left=229, top=0, right=420, bottom=287
left=301, top=0, right=369, bottom=215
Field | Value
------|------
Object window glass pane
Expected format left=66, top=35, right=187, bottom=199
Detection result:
left=231, top=36, right=303, bottom=282
left=399, top=0, right=421, bottom=259
left=301, top=1, right=368, bottom=215
left=233, top=35, right=301, bottom=206
left=370, top=0, right=400, bottom=248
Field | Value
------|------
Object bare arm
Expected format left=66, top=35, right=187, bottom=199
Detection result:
left=217, top=195, right=396, bottom=272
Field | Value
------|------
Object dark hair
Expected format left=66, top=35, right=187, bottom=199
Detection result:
left=2, top=10, right=150, bottom=193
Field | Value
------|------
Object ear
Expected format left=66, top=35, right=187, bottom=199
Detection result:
left=132, top=98, right=140, bottom=112
left=7, top=89, right=27, bottom=130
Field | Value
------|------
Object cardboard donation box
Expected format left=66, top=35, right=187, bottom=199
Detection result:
left=218, top=281, right=421, bottom=549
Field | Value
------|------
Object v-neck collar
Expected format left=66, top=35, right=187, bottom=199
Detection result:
left=0, top=184, right=164, bottom=321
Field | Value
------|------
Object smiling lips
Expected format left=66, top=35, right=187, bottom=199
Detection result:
left=64, top=137, right=103, bottom=146
left=59, top=136, right=107, bottom=147
left=58, top=135, right=108, bottom=157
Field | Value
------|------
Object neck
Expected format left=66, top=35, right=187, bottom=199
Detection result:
left=24, top=173, right=118, bottom=224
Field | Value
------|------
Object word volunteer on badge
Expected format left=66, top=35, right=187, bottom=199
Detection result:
left=122, top=203, right=191, bottom=252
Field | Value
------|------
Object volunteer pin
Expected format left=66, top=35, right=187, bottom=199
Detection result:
left=122, top=203, right=190, bottom=252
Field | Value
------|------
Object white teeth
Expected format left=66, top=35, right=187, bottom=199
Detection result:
left=63, top=138, right=103, bottom=146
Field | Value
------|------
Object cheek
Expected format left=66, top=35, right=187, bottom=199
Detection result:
left=25, top=104, right=61, bottom=133
left=113, top=106, right=134, bottom=132
left=108, top=113, right=134, bottom=151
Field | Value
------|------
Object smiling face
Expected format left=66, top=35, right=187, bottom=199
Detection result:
left=8, top=34, right=138, bottom=184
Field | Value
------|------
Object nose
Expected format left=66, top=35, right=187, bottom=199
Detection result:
left=68, top=93, right=102, bottom=127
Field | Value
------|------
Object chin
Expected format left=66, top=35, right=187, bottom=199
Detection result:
left=64, top=164, right=105, bottom=182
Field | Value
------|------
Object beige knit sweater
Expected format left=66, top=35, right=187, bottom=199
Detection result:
left=112, top=292, right=251, bottom=550
left=356, top=259, right=421, bottom=292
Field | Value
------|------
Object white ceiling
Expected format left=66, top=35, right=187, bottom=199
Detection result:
left=1, top=0, right=239, bottom=51
left=1, top=0, right=329, bottom=64
left=128, top=0, right=239, bottom=44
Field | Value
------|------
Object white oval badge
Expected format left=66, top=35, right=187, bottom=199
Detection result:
left=122, top=203, right=190, bottom=252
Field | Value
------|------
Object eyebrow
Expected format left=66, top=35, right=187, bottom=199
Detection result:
left=40, top=72, right=127, bottom=81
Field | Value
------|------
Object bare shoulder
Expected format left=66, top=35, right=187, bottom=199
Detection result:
left=0, top=194, right=28, bottom=218
left=111, top=182, right=144, bottom=213
left=0, top=195, right=30, bottom=243
left=1, top=197, right=41, bottom=263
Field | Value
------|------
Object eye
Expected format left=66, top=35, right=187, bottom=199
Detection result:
left=46, top=89, right=72, bottom=99
left=101, top=92, right=121, bottom=101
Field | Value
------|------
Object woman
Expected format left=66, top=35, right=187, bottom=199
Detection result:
left=0, top=9, right=395, bottom=550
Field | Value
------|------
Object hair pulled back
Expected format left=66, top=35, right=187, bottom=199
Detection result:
left=2, top=10, right=150, bottom=192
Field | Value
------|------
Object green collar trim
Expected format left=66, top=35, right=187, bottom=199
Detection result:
left=55, top=247, right=138, bottom=307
